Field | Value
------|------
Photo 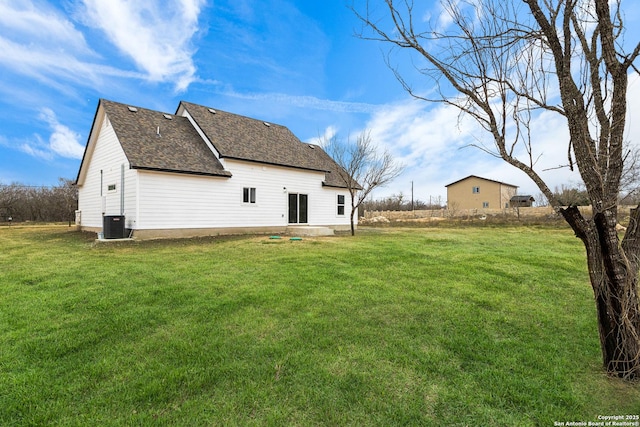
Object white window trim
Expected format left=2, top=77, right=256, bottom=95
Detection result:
left=243, top=187, right=257, bottom=204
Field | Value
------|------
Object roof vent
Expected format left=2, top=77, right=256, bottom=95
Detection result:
left=308, top=144, right=316, bottom=149
left=127, top=106, right=138, bottom=112
left=163, top=114, right=173, bottom=120
left=263, top=122, right=271, bottom=127
left=208, top=108, right=216, bottom=114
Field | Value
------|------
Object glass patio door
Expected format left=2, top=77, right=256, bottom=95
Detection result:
left=288, top=193, right=308, bottom=224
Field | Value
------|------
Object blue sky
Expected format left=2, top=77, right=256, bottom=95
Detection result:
left=1, top=0, right=640, bottom=203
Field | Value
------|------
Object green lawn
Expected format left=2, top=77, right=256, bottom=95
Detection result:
left=1, top=224, right=638, bottom=426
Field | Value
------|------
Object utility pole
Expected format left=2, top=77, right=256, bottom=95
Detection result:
left=411, top=181, right=414, bottom=211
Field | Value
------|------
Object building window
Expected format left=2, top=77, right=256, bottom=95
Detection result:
left=483, top=202, right=489, bottom=208
left=472, top=186, right=480, bottom=194
left=337, top=195, right=345, bottom=215
left=243, top=187, right=256, bottom=203
left=107, top=184, right=116, bottom=192
left=289, top=193, right=308, bottom=223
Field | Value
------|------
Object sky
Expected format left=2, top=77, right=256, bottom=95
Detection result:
left=1, top=0, right=640, bottom=204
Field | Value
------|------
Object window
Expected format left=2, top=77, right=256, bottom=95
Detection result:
left=107, top=184, right=116, bottom=192
left=337, top=195, right=345, bottom=215
left=472, top=186, right=480, bottom=194
left=243, top=187, right=256, bottom=203
left=483, top=202, right=489, bottom=208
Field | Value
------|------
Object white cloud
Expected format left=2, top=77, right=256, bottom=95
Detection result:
left=39, top=108, right=85, bottom=159
left=19, top=137, right=54, bottom=161
left=79, top=0, right=206, bottom=91
left=0, top=1, right=146, bottom=92
left=360, top=97, right=582, bottom=200
left=0, top=1, right=92, bottom=54
left=0, top=36, right=145, bottom=93
left=220, top=88, right=381, bottom=114
left=306, top=125, right=338, bottom=146
left=626, top=74, right=640, bottom=147
left=365, top=99, right=480, bottom=173
left=17, top=109, right=85, bottom=160
left=0, top=0, right=202, bottom=93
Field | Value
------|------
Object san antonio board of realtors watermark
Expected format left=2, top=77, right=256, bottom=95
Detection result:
left=553, top=415, right=639, bottom=426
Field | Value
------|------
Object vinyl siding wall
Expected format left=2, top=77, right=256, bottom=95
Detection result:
left=77, top=114, right=137, bottom=229
left=314, top=187, right=352, bottom=226
left=135, top=159, right=352, bottom=230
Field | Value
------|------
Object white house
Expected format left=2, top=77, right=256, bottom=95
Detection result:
left=75, top=99, right=355, bottom=239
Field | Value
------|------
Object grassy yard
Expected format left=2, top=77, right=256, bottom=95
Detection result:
left=1, top=224, right=639, bottom=426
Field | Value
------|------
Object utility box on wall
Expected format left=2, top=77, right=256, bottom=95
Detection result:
left=103, top=215, right=125, bottom=239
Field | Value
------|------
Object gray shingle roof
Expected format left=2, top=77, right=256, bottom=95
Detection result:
left=178, top=101, right=349, bottom=188
left=101, top=99, right=231, bottom=177
left=79, top=99, right=351, bottom=189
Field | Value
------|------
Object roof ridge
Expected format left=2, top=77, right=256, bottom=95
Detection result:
left=87, top=99, right=351, bottom=189
left=102, top=98, right=176, bottom=118
left=445, top=174, right=518, bottom=188
left=178, top=100, right=286, bottom=128
left=98, top=99, right=231, bottom=177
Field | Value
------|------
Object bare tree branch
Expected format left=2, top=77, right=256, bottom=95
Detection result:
left=322, top=130, right=404, bottom=235
left=352, top=0, right=640, bottom=380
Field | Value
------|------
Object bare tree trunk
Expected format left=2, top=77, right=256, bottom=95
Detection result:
left=350, top=205, right=356, bottom=236
left=562, top=206, right=640, bottom=379
left=322, top=131, right=403, bottom=236
left=352, top=0, right=640, bottom=379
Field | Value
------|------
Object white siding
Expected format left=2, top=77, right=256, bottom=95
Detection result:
left=122, top=166, right=137, bottom=229
left=77, top=114, right=136, bottom=228
left=316, top=187, right=355, bottom=226
left=136, top=160, right=352, bottom=230
left=78, top=112, right=353, bottom=232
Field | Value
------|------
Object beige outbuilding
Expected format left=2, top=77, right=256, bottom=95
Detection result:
left=446, top=175, right=518, bottom=210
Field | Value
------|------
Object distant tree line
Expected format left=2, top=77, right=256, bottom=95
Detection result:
left=364, top=184, right=640, bottom=212
left=0, top=178, right=77, bottom=223
left=535, top=185, right=591, bottom=207
left=360, top=193, right=445, bottom=215
left=536, top=183, right=640, bottom=207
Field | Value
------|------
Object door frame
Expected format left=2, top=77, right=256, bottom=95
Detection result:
left=288, top=193, right=308, bottom=224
